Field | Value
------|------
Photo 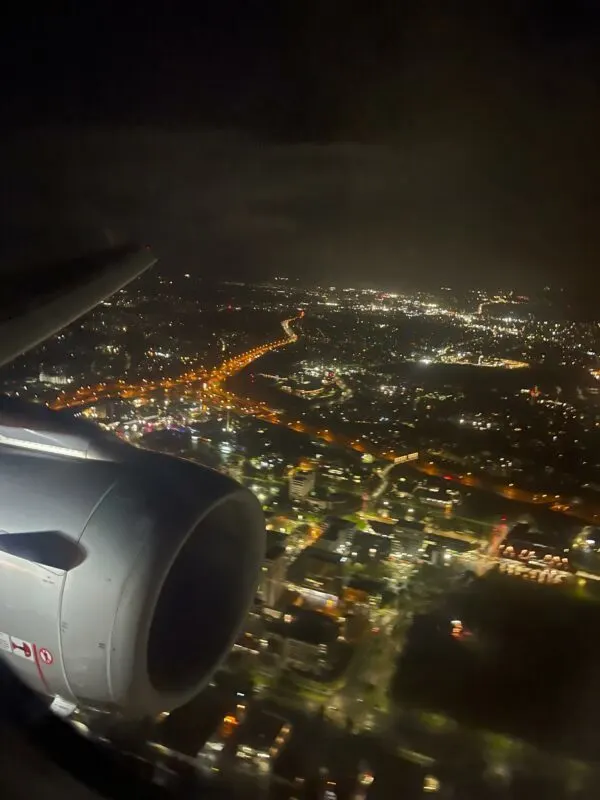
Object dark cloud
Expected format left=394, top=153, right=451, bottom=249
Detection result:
left=1, top=125, right=599, bottom=291
left=0, top=3, right=599, bottom=289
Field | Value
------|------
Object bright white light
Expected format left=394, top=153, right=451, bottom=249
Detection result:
left=0, top=432, right=88, bottom=459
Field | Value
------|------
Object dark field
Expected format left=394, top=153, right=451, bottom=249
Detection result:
left=393, top=571, right=600, bottom=759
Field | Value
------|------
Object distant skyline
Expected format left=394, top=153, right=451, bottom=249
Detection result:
left=1, top=3, right=599, bottom=293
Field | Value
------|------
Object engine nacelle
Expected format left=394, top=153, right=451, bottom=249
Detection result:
left=0, top=406, right=264, bottom=718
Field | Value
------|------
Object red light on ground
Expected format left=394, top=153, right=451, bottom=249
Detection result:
left=444, top=475, right=452, bottom=481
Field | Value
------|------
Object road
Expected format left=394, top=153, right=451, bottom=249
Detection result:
left=49, top=312, right=303, bottom=412
left=50, top=311, right=600, bottom=524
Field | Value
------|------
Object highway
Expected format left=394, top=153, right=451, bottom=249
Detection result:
left=49, top=310, right=420, bottom=467
left=49, top=312, right=303, bottom=413
left=49, top=311, right=600, bottom=524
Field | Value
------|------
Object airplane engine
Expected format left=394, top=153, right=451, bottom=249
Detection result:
left=0, top=401, right=265, bottom=718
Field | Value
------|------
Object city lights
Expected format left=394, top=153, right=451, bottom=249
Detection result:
left=9, top=272, right=600, bottom=798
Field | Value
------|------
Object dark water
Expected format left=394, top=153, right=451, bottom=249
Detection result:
left=228, top=346, right=306, bottom=413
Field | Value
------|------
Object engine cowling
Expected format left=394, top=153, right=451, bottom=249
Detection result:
left=0, top=410, right=264, bottom=718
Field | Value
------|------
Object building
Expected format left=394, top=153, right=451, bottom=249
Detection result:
left=287, top=548, right=344, bottom=609
left=413, top=482, right=461, bottom=508
left=352, top=526, right=392, bottom=563
left=395, top=518, right=426, bottom=535
left=289, top=466, right=316, bottom=500
left=283, top=638, right=329, bottom=673
left=233, top=709, right=292, bottom=775
left=495, top=521, right=573, bottom=582
left=391, top=530, right=422, bottom=561
left=196, top=701, right=248, bottom=773
left=232, top=610, right=266, bottom=656
left=314, top=517, right=354, bottom=555
left=392, top=519, right=426, bottom=561
left=269, top=606, right=341, bottom=675
left=260, top=537, right=287, bottom=608
left=38, top=370, right=73, bottom=386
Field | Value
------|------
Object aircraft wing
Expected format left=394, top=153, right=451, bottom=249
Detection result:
left=0, top=244, right=157, bottom=367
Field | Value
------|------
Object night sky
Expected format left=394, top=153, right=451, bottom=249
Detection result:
left=1, top=2, right=599, bottom=290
